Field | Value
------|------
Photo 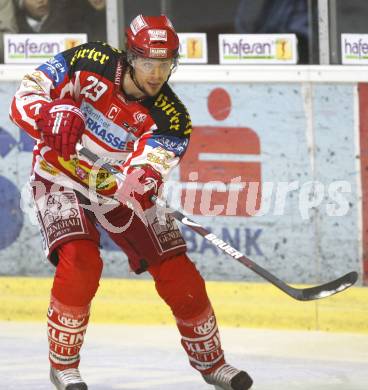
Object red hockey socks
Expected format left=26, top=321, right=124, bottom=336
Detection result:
left=149, top=253, right=226, bottom=374
left=176, top=304, right=225, bottom=374
left=47, top=295, right=90, bottom=369
left=47, top=240, right=101, bottom=369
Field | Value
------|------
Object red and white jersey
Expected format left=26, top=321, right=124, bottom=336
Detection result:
left=9, top=42, right=192, bottom=198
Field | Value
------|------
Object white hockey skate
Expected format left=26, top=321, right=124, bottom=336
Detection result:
left=50, top=367, right=88, bottom=390
left=202, top=363, right=253, bottom=390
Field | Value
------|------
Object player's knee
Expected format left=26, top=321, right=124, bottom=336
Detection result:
left=152, top=253, right=210, bottom=319
left=52, top=240, right=103, bottom=305
left=173, top=280, right=209, bottom=320
left=62, top=240, right=102, bottom=276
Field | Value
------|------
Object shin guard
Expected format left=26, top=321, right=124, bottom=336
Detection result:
left=176, top=305, right=225, bottom=375
left=47, top=296, right=90, bottom=369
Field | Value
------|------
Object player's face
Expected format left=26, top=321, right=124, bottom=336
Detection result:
left=133, top=57, right=173, bottom=96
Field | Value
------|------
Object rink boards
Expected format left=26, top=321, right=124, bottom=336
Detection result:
left=0, top=66, right=368, bottom=286
left=1, top=277, right=367, bottom=333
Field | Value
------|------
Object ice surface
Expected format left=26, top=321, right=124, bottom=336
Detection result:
left=0, top=322, right=367, bottom=389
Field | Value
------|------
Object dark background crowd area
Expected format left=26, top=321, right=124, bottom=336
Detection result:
left=0, top=0, right=107, bottom=62
left=1, top=0, right=368, bottom=64
left=15, top=0, right=106, bottom=40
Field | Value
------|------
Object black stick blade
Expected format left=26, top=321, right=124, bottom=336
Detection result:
left=292, top=271, right=359, bottom=301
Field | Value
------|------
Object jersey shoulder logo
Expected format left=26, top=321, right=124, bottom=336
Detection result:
left=37, top=53, right=67, bottom=86
left=144, top=84, right=192, bottom=137
left=64, top=42, right=120, bottom=82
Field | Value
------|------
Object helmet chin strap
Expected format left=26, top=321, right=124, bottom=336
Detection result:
left=129, top=66, right=150, bottom=98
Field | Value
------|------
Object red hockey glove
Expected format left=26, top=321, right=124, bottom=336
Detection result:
left=36, top=99, right=85, bottom=160
left=116, top=165, right=163, bottom=213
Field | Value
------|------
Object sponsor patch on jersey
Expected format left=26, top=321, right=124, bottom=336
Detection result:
left=57, top=157, right=115, bottom=190
left=153, top=92, right=192, bottom=135
left=147, top=135, right=188, bottom=156
left=146, top=146, right=174, bottom=170
left=40, top=159, right=60, bottom=175
left=37, top=54, right=67, bottom=86
left=133, top=111, right=147, bottom=123
left=70, top=47, right=110, bottom=66
left=36, top=192, right=87, bottom=249
left=85, top=116, right=127, bottom=149
left=150, top=213, right=186, bottom=254
left=148, top=29, right=167, bottom=41
left=81, top=102, right=136, bottom=151
left=154, top=93, right=181, bottom=130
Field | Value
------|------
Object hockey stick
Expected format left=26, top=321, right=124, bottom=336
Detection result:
left=76, top=144, right=358, bottom=301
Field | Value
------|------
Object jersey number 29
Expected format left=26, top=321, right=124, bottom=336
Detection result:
left=80, top=76, right=108, bottom=102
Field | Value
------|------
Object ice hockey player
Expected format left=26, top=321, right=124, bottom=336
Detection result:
left=9, top=14, right=253, bottom=390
